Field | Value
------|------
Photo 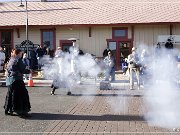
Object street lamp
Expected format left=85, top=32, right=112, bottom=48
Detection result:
left=19, top=0, right=29, bottom=58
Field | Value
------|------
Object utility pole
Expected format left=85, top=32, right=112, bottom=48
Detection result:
left=19, top=0, right=29, bottom=58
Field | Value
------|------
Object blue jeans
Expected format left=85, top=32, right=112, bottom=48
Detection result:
left=105, top=67, right=115, bottom=81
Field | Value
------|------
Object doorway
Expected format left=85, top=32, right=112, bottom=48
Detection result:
left=0, top=30, right=13, bottom=63
left=108, top=41, right=131, bottom=70
left=60, top=40, right=73, bottom=53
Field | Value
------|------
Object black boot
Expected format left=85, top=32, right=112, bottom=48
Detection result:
left=51, top=87, right=56, bottom=95
left=50, top=91, right=55, bottom=95
left=67, top=91, right=71, bottom=95
left=19, top=113, right=31, bottom=118
left=5, top=110, right=8, bottom=115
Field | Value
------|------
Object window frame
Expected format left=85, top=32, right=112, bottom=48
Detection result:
left=112, top=27, right=128, bottom=40
left=40, top=28, right=56, bottom=50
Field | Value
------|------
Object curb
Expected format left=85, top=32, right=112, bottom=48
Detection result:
left=0, top=80, right=130, bottom=87
left=0, top=80, right=53, bottom=87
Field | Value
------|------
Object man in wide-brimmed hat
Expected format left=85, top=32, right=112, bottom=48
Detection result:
left=127, top=47, right=140, bottom=90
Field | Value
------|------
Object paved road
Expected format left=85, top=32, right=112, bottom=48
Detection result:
left=0, top=86, right=83, bottom=134
left=0, top=80, right=179, bottom=134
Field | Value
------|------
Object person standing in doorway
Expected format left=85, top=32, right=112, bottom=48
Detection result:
left=0, top=47, right=5, bottom=72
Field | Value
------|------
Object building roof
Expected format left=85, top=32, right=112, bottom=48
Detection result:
left=0, top=0, right=180, bottom=27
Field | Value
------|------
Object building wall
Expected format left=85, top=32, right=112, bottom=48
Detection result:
left=56, top=26, right=112, bottom=57
left=172, top=24, right=180, bottom=50
left=173, top=24, right=180, bottom=35
left=56, top=26, right=132, bottom=57
left=134, top=24, right=170, bottom=53
left=14, top=27, right=41, bottom=46
left=14, top=24, right=180, bottom=57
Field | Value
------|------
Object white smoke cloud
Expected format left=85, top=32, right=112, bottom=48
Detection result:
left=141, top=45, right=180, bottom=128
left=42, top=42, right=180, bottom=128
left=42, top=46, right=102, bottom=94
left=107, top=96, right=128, bottom=113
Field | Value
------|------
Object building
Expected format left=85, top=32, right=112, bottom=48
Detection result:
left=0, top=0, right=180, bottom=69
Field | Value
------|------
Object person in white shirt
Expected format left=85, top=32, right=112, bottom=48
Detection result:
left=22, top=53, right=30, bottom=80
left=0, top=47, right=5, bottom=71
left=51, top=47, right=64, bottom=95
left=127, top=47, right=140, bottom=90
left=104, top=51, right=115, bottom=82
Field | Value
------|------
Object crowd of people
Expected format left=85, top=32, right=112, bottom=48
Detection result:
left=0, top=45, right=53, bottom=74
left=1, top=37, right=179, bottom=118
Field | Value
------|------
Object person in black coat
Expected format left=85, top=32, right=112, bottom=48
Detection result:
left=29, top=48, right=38, bottom=70
left=4, top=49, right=31, bottom=118
left=165, top=38, right=173, bottom=49
left=103, top=47, right=111, bottom=58
left=36, top=45, right=45, bottom=70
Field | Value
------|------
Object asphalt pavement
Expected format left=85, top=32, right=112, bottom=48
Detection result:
left=0, top=86, right=82, bottom=134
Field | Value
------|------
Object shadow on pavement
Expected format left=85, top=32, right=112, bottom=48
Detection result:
left=30, top=113, right=145, bottom=121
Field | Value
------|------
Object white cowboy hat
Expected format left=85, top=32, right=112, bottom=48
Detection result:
left=131, top=47, right=137, bottom=51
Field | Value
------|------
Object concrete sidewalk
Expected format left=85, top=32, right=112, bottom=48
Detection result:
left=0, top=73, right=130, bottom=87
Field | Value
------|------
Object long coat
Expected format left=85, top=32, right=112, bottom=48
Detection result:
left=4, top=57, right=31, bottom=114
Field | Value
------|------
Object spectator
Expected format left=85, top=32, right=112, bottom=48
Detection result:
left=103, top=47, right=111, bottom=58
left=122, top=58, right=128, bottom=75
left=29, top=48, right=38, bottom=70
left=104, top=51, right=115, bottom=82
left=140, top=49, right=150, bottom=86
left=79, top=49, right=84, bottom=55
left=55, top=47, right=63, bottom=57
left=165, top=38, right=173, bottom=49
left=22, top=53, right=30, bottom=80
left=0, top=47, right=5, bottom=72
left=36, top=45, right=45, bottom=70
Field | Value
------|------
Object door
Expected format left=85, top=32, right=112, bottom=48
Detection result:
left=118, top=42, right=131, bottom=69
left=60, top=40, right=73, bottom=53
left=108, top=41, right=131, bottom=70
left=108, top=41, right=118, bottom=68
left=0, top=30, right=13, bottom=63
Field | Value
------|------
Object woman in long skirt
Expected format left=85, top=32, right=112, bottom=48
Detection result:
left=4, top=49, right=31, bottom=118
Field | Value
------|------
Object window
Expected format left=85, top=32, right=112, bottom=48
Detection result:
left=1, top=31, right=11, bottom=44
left=0, top=30, right=13, bottom=61
left=114, top=30, right=126, bottom=37
left=112, top=28, right=128, bottom=39
left=109, top=42, right=116, bottom=50
left=41, top=30, right=55, bottom=50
